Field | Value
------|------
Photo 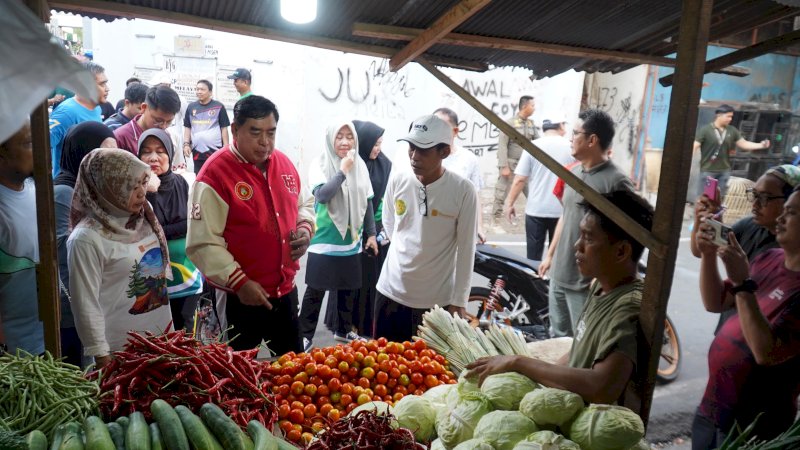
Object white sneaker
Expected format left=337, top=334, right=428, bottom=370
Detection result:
left=303, top=338, right=313, bottom=352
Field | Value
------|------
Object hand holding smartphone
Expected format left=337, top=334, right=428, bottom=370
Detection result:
left=706, top=218, right=732, bottom=246
left=703, top=176, right=719, bottom=202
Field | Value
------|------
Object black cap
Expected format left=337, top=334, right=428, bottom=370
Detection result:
left=542, top=119, right=563, bottom=131
left=227, top=68, right=251, bottom=81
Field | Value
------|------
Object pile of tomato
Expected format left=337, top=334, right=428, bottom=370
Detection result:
left=266, top=338, right=455, bottom=444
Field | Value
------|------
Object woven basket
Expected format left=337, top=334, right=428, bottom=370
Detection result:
left=723, top=177, right=754, bottom=225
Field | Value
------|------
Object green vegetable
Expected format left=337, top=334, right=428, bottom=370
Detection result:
left=247, top=421, right=278, bottom=450
left=567, top=404, right=644, bottom=450
left=457, top=371, right=481, bottom=398
left=436, top=392, right=493, bottom=448
left=174, top=405, right=223, bottom=450
left=453, top=438, right=496, bottom=450
left=149, top=423, right=163, bottom=450
left=0, top=352, right=99, bottom=440
left=430, top=438, right=447, bottom=450
left=125, top=412, right=150, bottom=450
left=199, top=403, right=253, bottom=450
left=512, top=431, right=580, bottom=450
left=480, top=372, right=538, bottom=411
left=83, top=416, right=115, bottom=450
left=150, top=400, right=189, bottom=450
left=0, top=429, right=27, bottom=450
left=50, top=425, right=66, bottom=450
left=628, top=438, right=651, bottom=450
left=26, top=430, right=49, bottom=450
left=393, top=395, right=437, bottom=443
left=105, top=422, right=125, bottom=450
left=473, top=411, right=539, bottom=450
left=422, top=384, right=457, bottom=411
left=518, top=388, right=584, bottom=428
left=59, top=422, right=84, bottom=450
left=116, top=416, right=130, bottom=432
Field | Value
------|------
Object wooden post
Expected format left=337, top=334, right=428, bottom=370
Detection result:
left=25, top=0, right=62, bottom=357
left=636, top=0, right=712, bottom=423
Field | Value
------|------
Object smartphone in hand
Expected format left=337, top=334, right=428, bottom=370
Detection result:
left=706, top=218, right=732, bottom=246
left=703, top=176, right=719, bottom=202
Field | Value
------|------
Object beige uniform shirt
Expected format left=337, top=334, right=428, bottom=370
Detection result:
left=497, top=114, right=539, bottom=168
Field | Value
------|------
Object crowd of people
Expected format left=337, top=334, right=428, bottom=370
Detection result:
left=0, top=58, right=798, bottom=449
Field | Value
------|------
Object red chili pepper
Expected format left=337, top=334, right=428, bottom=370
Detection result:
left=111, top=384, right=123, bottom=415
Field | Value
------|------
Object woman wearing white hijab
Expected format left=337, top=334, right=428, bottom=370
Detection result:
left=299, top=122, right=378, bottom=349
left=67, top=149, right=173, bottom=368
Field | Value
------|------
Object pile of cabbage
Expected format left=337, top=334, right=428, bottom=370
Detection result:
left=392, top=371, right=648, bottom=449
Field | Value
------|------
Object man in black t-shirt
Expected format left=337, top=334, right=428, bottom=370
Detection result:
left=183, top=79, right=231, bottom=174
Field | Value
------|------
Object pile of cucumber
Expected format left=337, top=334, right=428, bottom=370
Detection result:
left=19, top=400, right=296, bottom=450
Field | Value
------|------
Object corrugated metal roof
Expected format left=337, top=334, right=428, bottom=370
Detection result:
left=52, top=0, right=799, bottom=77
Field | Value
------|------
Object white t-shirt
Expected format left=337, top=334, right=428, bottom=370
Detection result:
left=377, top=169, right=477, bottom=308
left=442, top=146, right=484, bottom=190
left=514, top=135, right=574, bottom=218
left=68, top=219, right=173, bottom=357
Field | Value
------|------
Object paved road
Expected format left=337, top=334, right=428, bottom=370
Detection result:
left=297, top=222, right=716, bottom=446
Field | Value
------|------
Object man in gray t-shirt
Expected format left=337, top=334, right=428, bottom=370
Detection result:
left=539, top=109, right=634, bottom=337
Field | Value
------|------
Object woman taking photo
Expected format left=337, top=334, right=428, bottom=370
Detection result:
left=298, top=121, right=378, bottom=349
left=68, top=149, right=172, bottom=368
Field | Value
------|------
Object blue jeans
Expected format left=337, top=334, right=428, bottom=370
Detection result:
left=525, top=215, right=558, bottom=261
left=697, top=171, right=731, bottom=200
left=548, top=280, right=589, bottom=337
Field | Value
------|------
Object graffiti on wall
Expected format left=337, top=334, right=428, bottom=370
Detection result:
left=587, top=82, right=640, bottom=157
left=318, top=59, right=413, bottom=119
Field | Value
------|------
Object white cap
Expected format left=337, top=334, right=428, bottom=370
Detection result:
left=149, top=72, right=173, bottom=87
left=398, top=115, right=452, bottom=149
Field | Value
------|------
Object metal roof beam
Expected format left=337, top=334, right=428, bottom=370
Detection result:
left=356, top=22, right=677, bottom=67
left=388, top=0, right=491, bottom=71
left=660, top=27, right=800, bottom=86
left=49, top=0, right=489, bottom=72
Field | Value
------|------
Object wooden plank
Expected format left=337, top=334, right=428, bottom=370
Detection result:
left=417, top=58, right=668, bottom=259
left=635, top=0, right=713, bottom=424
left=355, top=22, right=677, bottom=67
left=49, top=0, right=488, bottom=72
left=659, top=27, right=800, bottom=86
left=388, top=0, right=491, bottom=71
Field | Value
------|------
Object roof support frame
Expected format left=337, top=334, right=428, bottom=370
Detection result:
left=388, top=0, right=491, bottom=71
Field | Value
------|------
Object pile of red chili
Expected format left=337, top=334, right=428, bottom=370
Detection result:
left=306, top=409, right=426, bottom=450
left=88, top=329, right=276, bottom=430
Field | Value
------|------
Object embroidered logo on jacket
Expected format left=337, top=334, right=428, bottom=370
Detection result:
left=395, top=199, right=407, bottom=216
left=235, top=181, right=254, bottom=201
left=282, top=174, right=298, bottom=194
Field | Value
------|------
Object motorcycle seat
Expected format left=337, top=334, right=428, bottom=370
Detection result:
left=476, top=243, right=541, bottom=272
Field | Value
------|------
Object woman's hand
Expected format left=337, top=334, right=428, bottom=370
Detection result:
left=340, top=149, right=355, bottom=174
left=718, top=232, right=750, bottom=285
left=364, top=235, right=378, bottom=256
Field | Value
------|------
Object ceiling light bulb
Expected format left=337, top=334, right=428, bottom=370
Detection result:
left=280, top=0, right=317, bottom=24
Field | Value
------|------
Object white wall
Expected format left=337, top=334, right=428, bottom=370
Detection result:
left=87, top=17, right=584, bottom=185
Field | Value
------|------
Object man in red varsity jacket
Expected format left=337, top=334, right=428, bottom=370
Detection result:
left=186, top=95, right=314, bottom=355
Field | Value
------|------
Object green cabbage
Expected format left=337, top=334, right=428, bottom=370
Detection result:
left=431, top=438, right=447, bottom=450
left=512, top=431, right=580, bottom=450
left=423, top=383, right=457, bottom=410
left=480, top=372, right=538, bottom=411
left=628, top=438, right=651, bottom=450
left=458, top=371, right=481, bottom=397
left=518, top=387, right=584, bottom=427
left=453, top=438, right=496, bottom=450
left=436, top=392, right=494, bottom=448
left=567, top=404, right=644, bottom=450
left=393, top=395, right=437, bottom=443
left=473, top=411, right=539, bottom=450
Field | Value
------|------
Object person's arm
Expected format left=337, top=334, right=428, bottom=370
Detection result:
left=736, top=138, right=770, bottom=151
left=466, top=352, right=633, bottom=404
left=497, top=126, right=510, bottom=173
left=696, top=225, right=735, bottom=313
left=161, top=221, right=187, bottom=241
left=312, top=172, right=346, bottom=204
left=362, top=202, right=376, bottom=238
left=382, top=175, right=396, bottom=240
left=690, top=193, right=722, bottom=258
left=505, top=175, right=529, bottom=222
left=450, top=187, right=478, bottom=311
left=218, top=106, right=231, bottom=148
left=692, top=140, right=701, bottom=154
left=538, top=216, right=563, bottom=276
left=220, top=127, right=229, bottom=147
left=182, top=126, right=192, bottom=157
left=67, top=236, right=109, bottom=359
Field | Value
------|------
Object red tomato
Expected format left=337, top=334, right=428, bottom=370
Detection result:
left=324, top=357, right=338, bottom=368
left=278, top=384, right=290, bottom=397
left=376, top=353, right=390, bottom=363
left=290, top=381, right=304, bottom=396
left=361, top=367, right=376, bottom=380
left=338, top=361, right=349, bottom=372
left=288, top=409, right=305, bottom=425
left=375, top=371, right=389, bottom=384
left=303, top=384, right=317, bottom=397
left=328, top=378, right=342, bottom=393
left=340, top=394, right=353, bottom=405
left=316, top=364, right=332, bottom=379
left=407, top=383, right=417, bottom=393
left=341, top=382, right=354, bottom=395
left=414, top=389, right=424, bottom=396
left=303, top=403, right=317, bottom=418
left=387, top=378, right=397, bottom=389
left=389, top=367, right=401, bottom=379
left=430, top=361, right=444, bottom=374
left=398, top=374, right=410, bottom=386
left=328, top=408, right=341, bottom=421
left=377, top=337, right=388, bottom=347
left=312, top=351, right=326, bottom=363
left=413, top=340, right=427, bottom=351
left=357, top=377, right=371, bottom=389
left=278, top=420, right=293, bottom=435
left=330, top=368, right=342, bottom=379
left=287, top=429, right=302, bottom=442
left=410, top=373, right=423, bottom=386
left=330, top=391, right=342, bottom=404
left=294, top=372, right=309, bottom=383
left=304, top=362, right=317, bottom=376
left=374, top=384, right=388, bottom=397
left=316, top=395, right=330, bottom=407
left=362, top=355, right=376, bottom=368
left=298, top=395, right=313, bottom=405
left=319, top=403, right=333, bottom=417
left=342, top=353, right=355, bottom=365
left=366, top=340, right=379, bottom=352
left=393, top=392, right=404, bottom=402
left=419, top=349, right=433, bottom=359
left=316, top=384, right=330, bottom=397
left=425, top=374, right=439, bottom=388
left=357, top=393, right=371, bottom=405
left=278, top=404, right=291, bottom=419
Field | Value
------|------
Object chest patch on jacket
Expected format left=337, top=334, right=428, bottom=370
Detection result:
left=235, top=181, right=253, bottom=201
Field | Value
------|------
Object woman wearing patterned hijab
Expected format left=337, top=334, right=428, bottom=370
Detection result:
left=67, top=148, right=172, bottom=368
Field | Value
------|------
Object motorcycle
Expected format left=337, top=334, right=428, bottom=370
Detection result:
left=469, top=243, right=681, bottom=384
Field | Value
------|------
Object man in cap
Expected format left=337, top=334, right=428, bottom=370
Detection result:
left=228, top=68, right=253, bottom=99
left=374, top=115, right=477, bottom=342
left=506, top=118, right=575, bottom=260
left=693, top=104, right=771, bottom=198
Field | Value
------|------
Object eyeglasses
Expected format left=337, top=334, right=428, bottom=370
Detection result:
left=418, top=186, right=428, bottom=217
left=573, top=130, right=590, bottom=137
left=150, top=114, right=172, bottom=127
left=746, top=189, right=785, bottom=207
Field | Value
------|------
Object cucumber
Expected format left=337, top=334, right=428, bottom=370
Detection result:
left=125, top=412, right=150, bottom=450
left=26, top=430, right=48, bottom=450
left=50, top=425, right=66, bottom=450
left=59, top=422, right=84, bottom=450
left=83, top=416, right=115, bottom=450
left=198, top=403, right=253, bottom=450
left=149, top=423, right=163, bottom=450
left=175, top=405, right=224, bottom=450
left=149, top=400, right=189, bottom=450
left=116, top=416, right=130, bottom=432
left=106, top=422, right=125, bottom=450
left=246, top=421, right=277, bottom=450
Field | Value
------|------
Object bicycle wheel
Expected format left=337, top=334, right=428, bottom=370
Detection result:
left=656, top=315, right=681, bottom=384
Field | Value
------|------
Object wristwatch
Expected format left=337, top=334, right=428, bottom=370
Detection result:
left=730, top=278, right=758, bottom=295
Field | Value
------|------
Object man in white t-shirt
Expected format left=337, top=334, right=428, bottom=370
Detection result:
left=434, top=107, right=486, bottom=243
left=506, top=119, right=574, bottom=260
left=375, top=115, right=477, bottom=342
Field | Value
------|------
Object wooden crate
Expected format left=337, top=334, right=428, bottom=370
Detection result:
left=723, top=176, right=754, bottom=224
